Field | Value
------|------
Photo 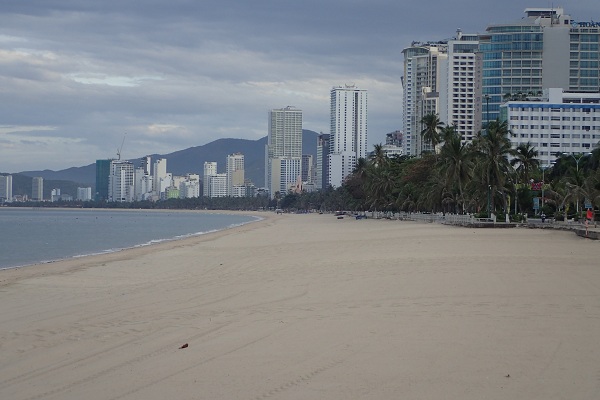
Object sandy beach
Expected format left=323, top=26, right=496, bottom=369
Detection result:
left=1, top=213, right=599, bottom=399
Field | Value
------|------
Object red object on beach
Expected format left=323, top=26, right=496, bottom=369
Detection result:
left=179, top=343, right=189, bottom=349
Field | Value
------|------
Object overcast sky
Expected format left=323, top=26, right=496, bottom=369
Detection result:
left=0, top=1, right=597, bottom=172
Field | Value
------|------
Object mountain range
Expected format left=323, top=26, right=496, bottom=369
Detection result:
left=13, top=130, right=320, bottom=194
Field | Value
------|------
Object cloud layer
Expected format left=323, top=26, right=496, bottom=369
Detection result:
left=0, top=1, right=597, bottom=171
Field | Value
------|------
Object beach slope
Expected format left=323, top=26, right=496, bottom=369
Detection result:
left=1, top=214, right=599, bottom=399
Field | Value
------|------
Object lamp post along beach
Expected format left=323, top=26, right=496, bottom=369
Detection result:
left=563, top=152, right=592, bottom=216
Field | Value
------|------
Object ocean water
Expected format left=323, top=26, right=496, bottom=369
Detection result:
left=0, top=208, right=259, bottom=270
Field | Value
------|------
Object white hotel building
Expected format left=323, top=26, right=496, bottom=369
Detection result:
left=439, top=31, right=482, bottom=144
left=108, top=160, right=134, bottom=202
left=226, top=153, right=245, bottom=197
left=329, top=85, right=367, bottom=187
left=501, top=88, right=600, bottom=167
left=0, top=174, right=12, bottom=203
left=266, top=106, right=302, bottom=198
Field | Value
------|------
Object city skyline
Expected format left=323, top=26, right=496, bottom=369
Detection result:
left=2, top=1, right=598, bottom=173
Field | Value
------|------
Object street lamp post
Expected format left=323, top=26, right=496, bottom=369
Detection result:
left=541, top=166, right=547, bottom=210
left=487, top=184, right=491, bottom=218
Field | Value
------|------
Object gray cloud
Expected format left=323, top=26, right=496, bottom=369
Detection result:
left=0, top=1, right=598, bottom=172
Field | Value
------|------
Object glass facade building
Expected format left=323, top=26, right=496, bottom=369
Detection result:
left=569, top=26, right=600, bottom=92
left=95, top=159, right=111, bottom=201
left=478, top=8, right=600, bottom=126
left=479, top=20, right=546, bottom=124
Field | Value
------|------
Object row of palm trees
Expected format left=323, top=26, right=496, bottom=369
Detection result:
left=343, top=115, right=528, bottom=215
left=280, top=113, right=600, bottom=218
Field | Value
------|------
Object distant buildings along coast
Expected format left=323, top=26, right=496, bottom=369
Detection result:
left=2, top=5, right=599, bottom=203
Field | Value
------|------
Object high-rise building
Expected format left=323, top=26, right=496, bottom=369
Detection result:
left=329, top=85, right=368, bottom=187
left=32, top=177, right=44, bottom=201
left=203, top=161, right=217, bottom=197
left=0, top=175, right=12, bottom=203
left=108, top=160, right=134, bottom=202
left=266, top=106, right=303, bottom=197
left=301, top=154, right=314, bottom=184
left=479, top=7, right=577, bottom=126
left=226, top=153, right=245, bottom=196
left=77, top=187, right=92, bottom=201
left=439, top=31, right=481, bottom=143
left=402, top=43, right=447, bottom=156
left=316, top=133, right=330, bottom=190
left=269, top=157, right=302, bottom=196
left=400, top=6, right=600, bottom=160
left=208, top=173, right=228, bottom=198
left=153, top=158, right=167, bottom=195
left=134, top=167, right=153, bottom=201
left=179, top=174, right=200, bottom=198
left=569, top=21, right=600, bottom=92
left=385, top=131, right=403, bottom=147
left=267, top=106, right=303, bottom=158
left=51, top=188, right=61, bottom=202
left=140, top=155, right=152, bottom=175
left=95, top=159, right=111, bottom=201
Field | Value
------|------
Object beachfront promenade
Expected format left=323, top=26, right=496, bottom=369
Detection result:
left=361, top=211, right=600, bottom=239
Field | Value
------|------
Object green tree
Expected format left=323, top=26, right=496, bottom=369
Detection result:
left=511, top=142, right=539, bottom=185
left=420, top=113, right=444, bottom=153
left=473, top=120, right=515, bottom=214
left=438, top=133, right=474, bottom=213
left=369, top=143, right=388, bottom=169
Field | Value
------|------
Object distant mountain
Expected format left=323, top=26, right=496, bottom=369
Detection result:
left=18, top=130, right=320, bottom=190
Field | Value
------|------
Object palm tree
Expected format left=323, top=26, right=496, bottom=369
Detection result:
left=561, top=167, right=590, bottom=218
left=473, top=119, right=515, bottom=214
left=352, top=157, right=370, bottom=179
left=440, top=124, right=459, bottom=144
left=420, top=113, right=444, bottom=153
left=421, top=168, right=452, bottom=213
left=369, top=143, right=388, bottom=169
left=510, top=142, right=540, bottom=214
left=367, top=167, right=398, bottom=212
left=511, top=142, right=539, bottom=185
left=438, top=133, right=474, bottom=213
left=345, top=158, right=371, bottom=211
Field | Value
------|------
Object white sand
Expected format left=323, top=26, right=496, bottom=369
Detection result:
left=1, top=213, right=599, bottom=400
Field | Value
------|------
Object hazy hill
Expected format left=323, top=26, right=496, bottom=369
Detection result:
left=18, top=130, right=320, bottom=190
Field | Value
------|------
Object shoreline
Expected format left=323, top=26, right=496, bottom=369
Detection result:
left=0, top=210, right=271, bottom=287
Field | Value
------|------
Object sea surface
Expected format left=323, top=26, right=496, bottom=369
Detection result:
left=0, top=208, right=259, bottom=270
